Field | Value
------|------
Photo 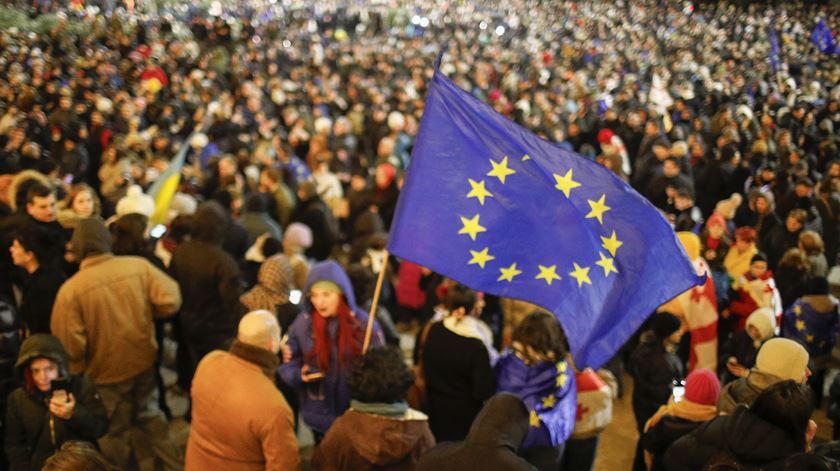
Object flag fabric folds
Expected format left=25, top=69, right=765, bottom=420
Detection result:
left=387, top=71, right=704, bottom=369
left=146, top=139, right=189, bottom=225
left=768, top=25, right=781, bottom=71
left=812, top=18, right=838, bottom=55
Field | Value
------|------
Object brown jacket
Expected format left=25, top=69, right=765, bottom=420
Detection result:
left=312, top=408, right=435, bottom=471
left=186, top=343, right=300, bottom=471
left=51, top=254, right=181, bottom=385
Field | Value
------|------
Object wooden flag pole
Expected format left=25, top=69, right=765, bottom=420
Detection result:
left=362, top=250, right=390, bottom=353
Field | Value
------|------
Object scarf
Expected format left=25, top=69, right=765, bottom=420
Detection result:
left=644, top=398, right=717, bottom=432
left=229, top=340, right=280, bottom=379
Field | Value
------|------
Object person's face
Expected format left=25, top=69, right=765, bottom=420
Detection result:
left=749, top=261, right=768, bottom=278
left=667, top=327, right=684, bottom=345
left=9, top=239, right=34, bottom=267
left=310, top=287, right=341, bottom=318
left=219, top=159, right=236, bottom=178
left=259, top=172, right=275, bottom=193
left=350, top=175, right=366, bottom=192
left=27, top=194, right=57, bottom=222
left=747, top=325, right=761, bottom=341
left=754, top=197, right=769, bottom=214
left=794, top=184, right=811, bottom=198
left=786, top=216, right=803, bottom=233
left=675, top=196, right=692, bottom=211
left=71, top=190, right=94, bottom=217
left=735, top=237, right=751, bottom=251
left=663, top=160, right=680, bottom=177
left=29, top=358, right=59, bottom=393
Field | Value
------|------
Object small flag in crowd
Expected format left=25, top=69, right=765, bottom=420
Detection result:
left=387, top=68, right=704, bottom=369
left=768, top=25, right=781, bottom=71
left=146, top=139, right=189, bottom=225
left=812, top=18, right=838, bottom=55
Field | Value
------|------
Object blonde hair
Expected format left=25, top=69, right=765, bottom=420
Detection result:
left=798, top=230, right=824, bottom=256
left=62, top=183, right=101, bottom=216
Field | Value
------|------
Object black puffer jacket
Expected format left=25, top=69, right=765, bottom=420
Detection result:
left=4, top=334, right=107, bottom=471
left=416, top=393, right=538, bottom=471
left=663, top=405, right=800, bottom=471
left=629, top=332, right=683, bottom=431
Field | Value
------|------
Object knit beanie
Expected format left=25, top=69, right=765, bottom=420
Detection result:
left=71, top=217, right=112, bottom=260
left=116, top=185, right=155, bottom=218
left=746, top=308, right=776, bottom=342
left=284, top=222, right=313, bottom=249
left=755, top=338, right=809, bottom=382
left=649, top=312, right=682, bottom=340
left=684, top=368, right=721, bottom=406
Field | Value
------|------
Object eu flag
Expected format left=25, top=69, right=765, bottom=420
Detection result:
left=387, top=70, right=704, bottom=369
left=812, top=19, right=838, bottom=55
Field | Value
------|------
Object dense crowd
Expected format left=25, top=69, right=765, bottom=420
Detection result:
left=1, top=0, right=840, bottom=470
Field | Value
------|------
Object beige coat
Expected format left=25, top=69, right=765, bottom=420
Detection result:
left=51, top=254, right=181, bottom=385
left=186, top=349, right=300, bottom=471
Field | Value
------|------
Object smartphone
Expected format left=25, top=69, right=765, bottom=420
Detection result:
left=673, top=386, right=686, bottom=403
left=51, top=378, right=69, bottom=402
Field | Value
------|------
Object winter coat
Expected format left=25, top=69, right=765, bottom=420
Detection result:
left=664, top=405, right=801, bottom=471
left=640, top=399, right=717, bottom=471
left=186, top=341, right=299, bottom=471
left=5, top=335, right=107, bottom=471
left=629, top=333, right=683, bottom=431
left=495, top=353, right=576, bottom=448
left=277, top=261, right=384, bottom=434
left=729, top=271, right=780, bottom=331
left=415, top=393, right=537, bottom=471
left=18, top=265, right=65, bottom=335
left=422, top=320, right=496, bottom=442
left=170, top=239, right=244, bottom=352
left=291, top=196, right=337, bottom=261
left=312, top=404, right=435, bottom=471
left=781, top=295, right=840, bottom=359
left=717, top=369, right=785, bottom=415
left=51, top=252, right=181, bottom=385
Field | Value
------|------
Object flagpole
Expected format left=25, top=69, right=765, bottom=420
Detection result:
left=362, top=249, right=390, bottom=353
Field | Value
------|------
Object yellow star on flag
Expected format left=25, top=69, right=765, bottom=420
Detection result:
left=793, top=305, right=802, bottom=316
left=569, top=263, right=592, bottom=287
left=535, top=264, right=562, bottom=285
left=585, top=194, right=611, bottom=225
left=556, top=373, right=568, bottom=388
left=458, top=214, right=486, bottom=241
left=521, top=154, right=531, bottom=161
left=553, top=169, right=581, bottom=198
left=529, top=410, right=541, bottom=428
left=466, top=179, right=493, bottom=206
left=487, top=156, right=516, bottom=184
left=468, top=247, right=496, bottom=269
left=806, top=334, right=815, bottom=343
left=595, top=252, right=619, bottom=277
left=796, top=319, right=806, bottom=331
left=498, top=262, right=523, bottom=282
left=600, top=230, right=624, bottom=257
left=541, top=394, right=557, bottom=409
left=556, top=361, right=567, bottom=374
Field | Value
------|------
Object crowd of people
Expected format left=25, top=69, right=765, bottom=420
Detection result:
left=1, top=0, right=840, bottom=469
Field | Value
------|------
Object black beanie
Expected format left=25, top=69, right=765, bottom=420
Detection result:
left=649, top=312, right=682, bottom=340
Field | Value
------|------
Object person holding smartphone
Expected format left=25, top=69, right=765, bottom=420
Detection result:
left=5, top=334, right=107, bottom=471
left=278, top=260, right=384, bottom=442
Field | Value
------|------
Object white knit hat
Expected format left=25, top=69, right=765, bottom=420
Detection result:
left=116, top=185, right=155, bottom=218
left=755, top=338, right=809, bottom=382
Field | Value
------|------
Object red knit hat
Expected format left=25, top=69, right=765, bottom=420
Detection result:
left=684, top=368, right=720, bottom=406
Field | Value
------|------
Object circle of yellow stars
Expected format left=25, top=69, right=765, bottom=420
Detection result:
left=459, top=153, right=624, bottom=289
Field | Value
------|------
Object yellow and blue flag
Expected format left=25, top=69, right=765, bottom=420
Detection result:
left=388, top=70, right=704, bottom=368
left=147, top=139, right=189, bottom=225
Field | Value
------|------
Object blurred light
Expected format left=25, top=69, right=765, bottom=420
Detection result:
left=495, top=25, right=505, bottom=36
left=479, top=21, right=487, bottom=30
left=419, top=17, right=430, bottom=28
left=282, top=39, right=291, bottom=48
left=411, top=15, right=421, bottom=25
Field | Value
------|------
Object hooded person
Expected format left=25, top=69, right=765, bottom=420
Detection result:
left=718, top=308, right=776, bottom=384
left=169, top=201, right=245, bottom=392
left=277, top=260, right=384, bottom=439
left=5, top=334, right=108, bottom=471
left=717, top=337, right=810, bottom=415
left=50, top=218, right=183, bottom=470
left=415, top=393, right=538, bottom=471
left=312, top=346, right=435, bottom=470
left=639, top=368, right=721, bottom=471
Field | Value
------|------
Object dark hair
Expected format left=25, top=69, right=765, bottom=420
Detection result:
left=13, top=220, right=62, bottom=265
left=262, top=237, right=282, bottom=258
left=347, top=346, right=414, bottom=404
left=244, top=193, right=268, bottom=213
left=41, top=441, right=119, bottom=471
left=751, top=253, right=767, bottom=264
left=110, top=213, right=150, bottom=257
left=751, top=380, right=814, bottom=452
left=806, top=276, right=830, bottom=296
left=443, top=283, right=477, bottom=314
left=192, top=202, right=226, bottom=245
left=783, top=453, right=838, bottom=471
left=25, top=182, right=54, bottom=205
left=345, top=263, right=374, bottom=305
left=512, top=312, right=568, bottom=362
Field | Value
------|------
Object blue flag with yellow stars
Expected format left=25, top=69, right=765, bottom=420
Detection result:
left=781, top=300, right=840, bottom=357
left=496, top=354, right=576, bottom=448
left=387, top=70, right=705, bottom=369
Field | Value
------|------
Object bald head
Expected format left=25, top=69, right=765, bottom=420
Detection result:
left=237, top=310, right=281, bottom=353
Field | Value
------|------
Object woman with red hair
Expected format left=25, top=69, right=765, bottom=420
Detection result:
left=278, top=260, right=384, bottom=441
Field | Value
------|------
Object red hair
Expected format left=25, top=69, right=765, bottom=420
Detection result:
left=306, top=297, right=363, bottom=373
